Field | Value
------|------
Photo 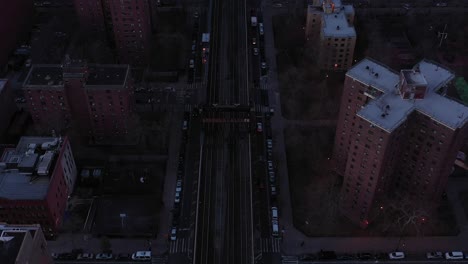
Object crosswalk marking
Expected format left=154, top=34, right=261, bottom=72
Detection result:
left=281, top=255, right=298, bottom=264
left=169, top=237, right=192, bottom=253
left=257, top=237, right=281, bottom=253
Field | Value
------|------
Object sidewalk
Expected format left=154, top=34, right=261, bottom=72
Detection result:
left=261, top=2, right=468, bottom=256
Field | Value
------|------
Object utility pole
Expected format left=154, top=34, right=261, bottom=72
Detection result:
left=438, top=24, right=448, bottom=48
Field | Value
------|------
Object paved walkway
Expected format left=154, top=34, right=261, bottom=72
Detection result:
left=261, top=2, right=468, bottom=256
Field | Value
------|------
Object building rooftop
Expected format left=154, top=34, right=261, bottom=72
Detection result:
left=23, top=65, right=63, bottom=87
left=348, top=58, right=468, bottom=132
left=0, top=230, right=25, bottom=264
left=322, top=11, right=356, bottom=38
left=86, top=65, right=129, bottom=86
left=0, top=137, right=63, bottom=200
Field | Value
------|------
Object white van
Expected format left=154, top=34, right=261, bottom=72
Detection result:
left=271, top=207, right=278, bottom=219
left=132, top=251, right=152, bottom=261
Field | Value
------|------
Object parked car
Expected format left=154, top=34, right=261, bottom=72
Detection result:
left=77, top=253, right=94, bottom=260
left=445, top=251, right=464, bottom=260
left=357, top=253, right=373, bottom=260
left=318, top=250, right=337, bottom=260
left=175, top=192, right=181, bottom=203
left=132, top=251, right=152, bottom=261
left=115, top=253, right=131, bottom=260
left=426, top=252, right=443, bottom=259
left=388, top=252, right=405, bottom=260
left=170, top=227, right=177, bottom=241
left=337, top=254, right=355, bottom=260
left=374, top=252, right=387, bottom=260
left=58, top=253, right=76, bottom=260
left=261, top=62, right=267, bottom=69
left=51, top=253, right=59, bottom=259
left=252, top=37, right=257, bottom=45
left=96, top=253, right=113, bottom=260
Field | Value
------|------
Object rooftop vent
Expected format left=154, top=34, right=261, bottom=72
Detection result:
left=336, top=25, right=340, bottom=30
left=374, top=73, right=379, bottom=78
left=365, top=66, right=369, bottom=70
left=381, top=113, right=386, bottom=118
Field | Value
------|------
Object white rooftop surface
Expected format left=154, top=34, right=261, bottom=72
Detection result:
left=322, top=11, right=356, bottom=38
left=348, top=59, right=468, bottom=132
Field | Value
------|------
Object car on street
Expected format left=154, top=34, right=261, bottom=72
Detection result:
left=193, top=11, right=199, bottom=18
left=388, top=252, right=405, bottom=260
left=95, top=253, right=113, bottom=260
left=170, top=227, right=177, bottom=241
left=318, top=251, right=337, bottom=260
left=253, top=48, right=259, bottom=56
left=256, top=122, right=263, bottom=132
left=115, top=253, right=131, bottom=260
left=445, top=251, right=464, bottom=260
left=267, top=139, right=272, bottom=149
left=259, top=23, right=264, bottom=35
left=58, top=253, right=76, bottom=260
left=374, top=252, right=387, bottom=260
left=270, top=185, right=277, bottom=195
left=252, top=37, right=257, bottom=45
left=176, top=180, right=182, bottom=188
left=175, top=192, right=181, bottom=203
left=189, top=59, right=194, bottom=68
left=426, top=252, right=443, bottom=259
left=299, top=254, right=316, bottom=261
left=269, top=171, right=275, bottom=183
left=357, top=253, right=373, bottom=260
left=77, top=253, right=94, bottom=260
left=261, top=62, right=267, bottom=69
left=337, top=254, right=355, bottom=260
left=132, top=251, right=152, bottom=261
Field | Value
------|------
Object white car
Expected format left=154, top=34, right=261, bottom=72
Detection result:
left=170, top=227, right=177, bottom=241
left=261, top=62, right=267, bottom=69
left=388, top=252, right=405, bottom=259
left=445, top=251, right=464, bottom=260
left=95, top=253, right=113, bottom=260
left=175, top=192, right=180, bottom=203
left=426, top=252, right=443, bottom=259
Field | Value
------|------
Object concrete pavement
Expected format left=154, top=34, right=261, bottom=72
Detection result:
left=261, top=1, right=468, bottom=256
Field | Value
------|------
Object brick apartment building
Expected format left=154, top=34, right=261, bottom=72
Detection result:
left=0, top=1, right=34, bottom=73
left=73, top=0, right=152, bottom=65
left=306, top=0, right=356, bottom=71
left=23, top=59, right=135, bottom=143
left=332, top=58, right=468, bottom=228
left=0, top=223, right=53, bottom=264
left=0, top=80, right=17, bottom=141
left=0, top=137, right=77, bottom=238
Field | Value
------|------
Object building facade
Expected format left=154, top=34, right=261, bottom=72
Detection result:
left=73, top=0, right=152, bottom=66
left=0, top=137, right=77, bottom=238
left=0, top=223, right=53, bottom=264
left=306, top=0, right=356, bottom=71
left=0, top=80, right=17, bottom=141
left=332, top=58, right=468, bottom=227
left=23, top=60, right=135, bottom=142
